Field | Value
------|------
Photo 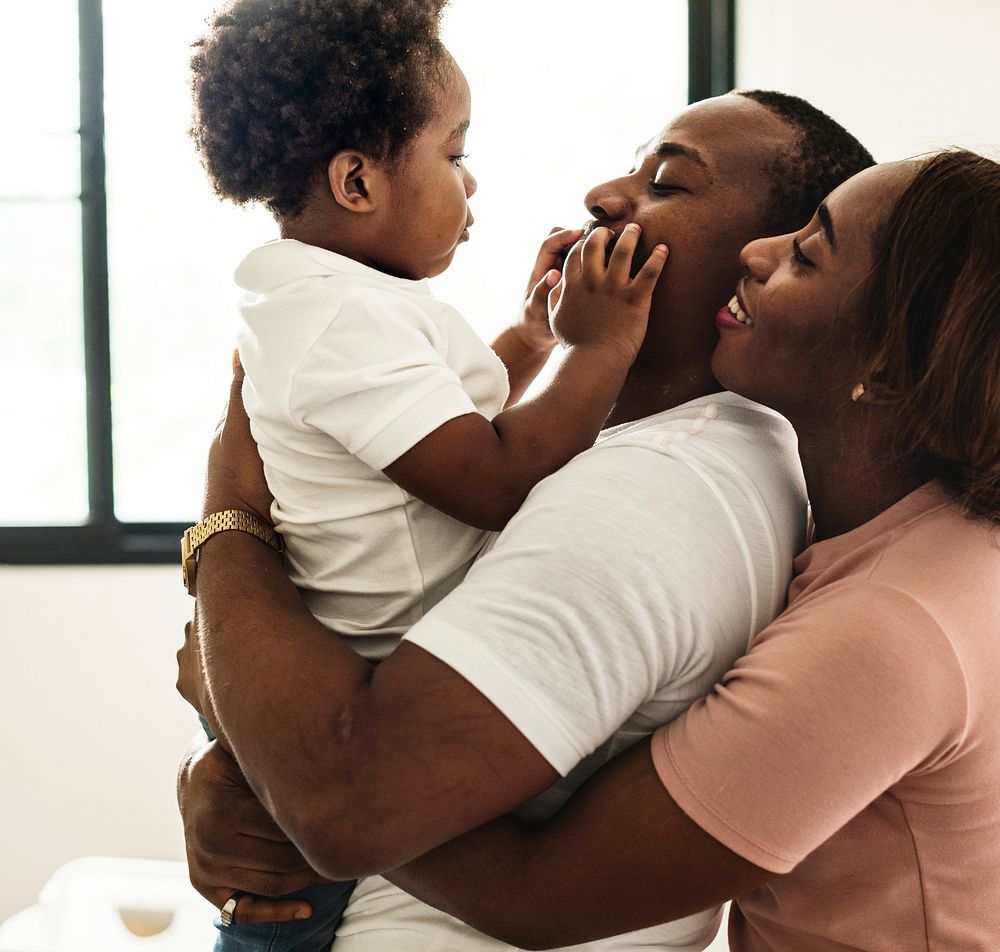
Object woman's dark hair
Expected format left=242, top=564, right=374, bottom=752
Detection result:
left=861, top=149, right=1000, bottom=523
left=736, top=89, right=876, bottom=235
left=190, top=0, right=451, bottom=219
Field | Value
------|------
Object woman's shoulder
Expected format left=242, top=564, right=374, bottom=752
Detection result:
left=787, top=488, right=999, bottom=712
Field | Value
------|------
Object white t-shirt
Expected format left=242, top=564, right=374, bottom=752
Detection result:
left=236, top=239, right=509, bottom=657
left=335, top=393, right=809, bottom=952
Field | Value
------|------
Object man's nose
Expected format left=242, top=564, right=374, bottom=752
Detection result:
left=584, top=181, right=630, bottom=222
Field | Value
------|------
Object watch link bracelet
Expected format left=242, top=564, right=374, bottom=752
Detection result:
left=181, top=509, right=282, bottom=596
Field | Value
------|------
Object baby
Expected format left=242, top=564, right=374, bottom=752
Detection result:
left=189, top=0, right=665, bottom=949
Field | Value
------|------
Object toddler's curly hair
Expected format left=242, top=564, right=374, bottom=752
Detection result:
left=190, top=0, right=451, bottom=219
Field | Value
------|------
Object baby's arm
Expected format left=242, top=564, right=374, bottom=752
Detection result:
left=384, top=224, right=667, bottom=531
left=491, top=227, right=582, bottom=405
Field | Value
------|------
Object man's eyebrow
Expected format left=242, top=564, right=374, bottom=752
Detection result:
left=817, top=202, right=837, bottom=249
left=634, top=141, right=709, bottom=170
left=449, top=119, right=470, bottom=140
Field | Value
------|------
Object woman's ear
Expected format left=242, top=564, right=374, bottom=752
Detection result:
left=327, top=151, right=380, bottom=213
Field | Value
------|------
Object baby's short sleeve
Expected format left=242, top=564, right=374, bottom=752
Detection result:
left=290, top=290, right=482, bottom=471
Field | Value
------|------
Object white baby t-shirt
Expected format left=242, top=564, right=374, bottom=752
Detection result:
left=236, top=239, right=509, bottom=658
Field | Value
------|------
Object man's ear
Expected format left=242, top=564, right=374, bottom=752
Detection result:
left=326, top=151, right=381, bottom=213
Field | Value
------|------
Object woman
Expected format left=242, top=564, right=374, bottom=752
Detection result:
left=182, top=149, right=1000, bottom=950
left=378, top=150, right=1000, bottom=950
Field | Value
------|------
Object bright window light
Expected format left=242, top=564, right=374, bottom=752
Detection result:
left=11, top=0, right=687, bottom=525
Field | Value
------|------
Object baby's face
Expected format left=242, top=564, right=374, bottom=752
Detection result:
left=379, top=58, right=477, bottom=280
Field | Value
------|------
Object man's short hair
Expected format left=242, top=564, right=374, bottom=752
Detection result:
left=736, top=89, right=876, bottom=235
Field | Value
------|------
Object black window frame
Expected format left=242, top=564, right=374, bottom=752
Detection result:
left=1, top=0, right=734, bottom=566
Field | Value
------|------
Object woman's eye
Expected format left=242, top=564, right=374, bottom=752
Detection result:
left=792, top=237, right=815, bottom=268
left=450, top=153, right=469, bottom=167
left=650, top=181, right=683, bottom=195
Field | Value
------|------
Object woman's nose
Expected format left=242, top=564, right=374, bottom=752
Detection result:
left=584, top=180, right=630, bottom=222
left=464, top=167, right=477, bottom=199
left=740, top=235, right=779, bottom=281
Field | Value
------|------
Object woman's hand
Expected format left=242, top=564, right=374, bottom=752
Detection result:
left=518, top=227, right=585, bottom=353
left=550, top=224, right=668, bottom=364
left=178, top=737, right=323, bottom=925
left=203, top=357, right=274, bottom=522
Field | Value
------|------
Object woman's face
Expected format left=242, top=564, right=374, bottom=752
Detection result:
left=711, top=161, right=915, bottom=426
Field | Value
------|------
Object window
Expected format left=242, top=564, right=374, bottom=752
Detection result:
left=1, top=0, right=733, bottom=564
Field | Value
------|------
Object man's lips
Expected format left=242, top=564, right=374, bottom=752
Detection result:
left=579, top=220, right=623, bottom=262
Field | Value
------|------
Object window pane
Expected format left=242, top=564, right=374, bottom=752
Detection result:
left=0, top=202, right=88, bottom=525
left=103, top=0, right=687, bottom=522
left=433, top=1, right=689, bottom=343
left=103, top=0, right=276, bottom=523
left=0, top=0, right=86, bottom=525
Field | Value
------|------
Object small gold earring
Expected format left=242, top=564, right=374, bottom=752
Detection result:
left=851, top=383, right=866, bottom=402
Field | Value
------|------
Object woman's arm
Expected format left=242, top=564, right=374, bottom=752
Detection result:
left=386, top=740, right=771, bottom=950
left=384, top=583, right=964, bottom=949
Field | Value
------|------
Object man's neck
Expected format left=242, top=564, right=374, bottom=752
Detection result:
left=605, top=364, right=722, bottom=429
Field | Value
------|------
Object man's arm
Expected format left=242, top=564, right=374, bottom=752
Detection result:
left=387, top=740, right=771, bottom=950
left=196, top=377, right=558, bottom=880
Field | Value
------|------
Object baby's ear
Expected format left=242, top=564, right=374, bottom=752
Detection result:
left=326, top=151, right=381, bottom=213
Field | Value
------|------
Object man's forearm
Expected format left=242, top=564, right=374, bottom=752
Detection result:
left=197, top=531, right=375, bottom=868
left=196, top=529, right=557, bottom=880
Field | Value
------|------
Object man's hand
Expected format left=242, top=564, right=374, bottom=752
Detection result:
left=178, top=737, right=324, bottom=925
left=176, top=605, right=232, bottom=745
left=176, top=609, right=209, bottom=720
left=203, top=359, right=274, bottom=521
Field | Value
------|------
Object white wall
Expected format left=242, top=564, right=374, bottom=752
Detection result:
left=737, top=0, right=1000, bottom=160
left=4, top=0, right=1000, bottom=940
left=0, top=567, right=196, bottom=921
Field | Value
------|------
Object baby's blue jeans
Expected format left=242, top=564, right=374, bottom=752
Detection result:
left=211, top=880, right=355, bottom=952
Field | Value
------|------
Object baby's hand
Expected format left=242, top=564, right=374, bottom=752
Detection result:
left=550, top=224, right=668, bottom=363
left=518, top=227, right=586, bottom=353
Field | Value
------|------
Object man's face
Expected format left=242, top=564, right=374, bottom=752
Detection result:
left=583, top=95, right=797, bottom=375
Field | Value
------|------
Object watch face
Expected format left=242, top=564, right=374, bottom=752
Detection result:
left=181, top=527, right=197, bottom=595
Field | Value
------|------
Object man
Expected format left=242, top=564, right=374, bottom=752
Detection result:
left=178, top=91, right=873, bottom=948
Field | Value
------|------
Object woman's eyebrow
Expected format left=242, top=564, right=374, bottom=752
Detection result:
left=818, top=203, right=837, bottom=249
left=449, top=118, right=470, bottom=141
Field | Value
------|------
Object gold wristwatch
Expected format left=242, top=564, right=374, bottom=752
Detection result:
left=181, top=510, right=282, bottom=597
